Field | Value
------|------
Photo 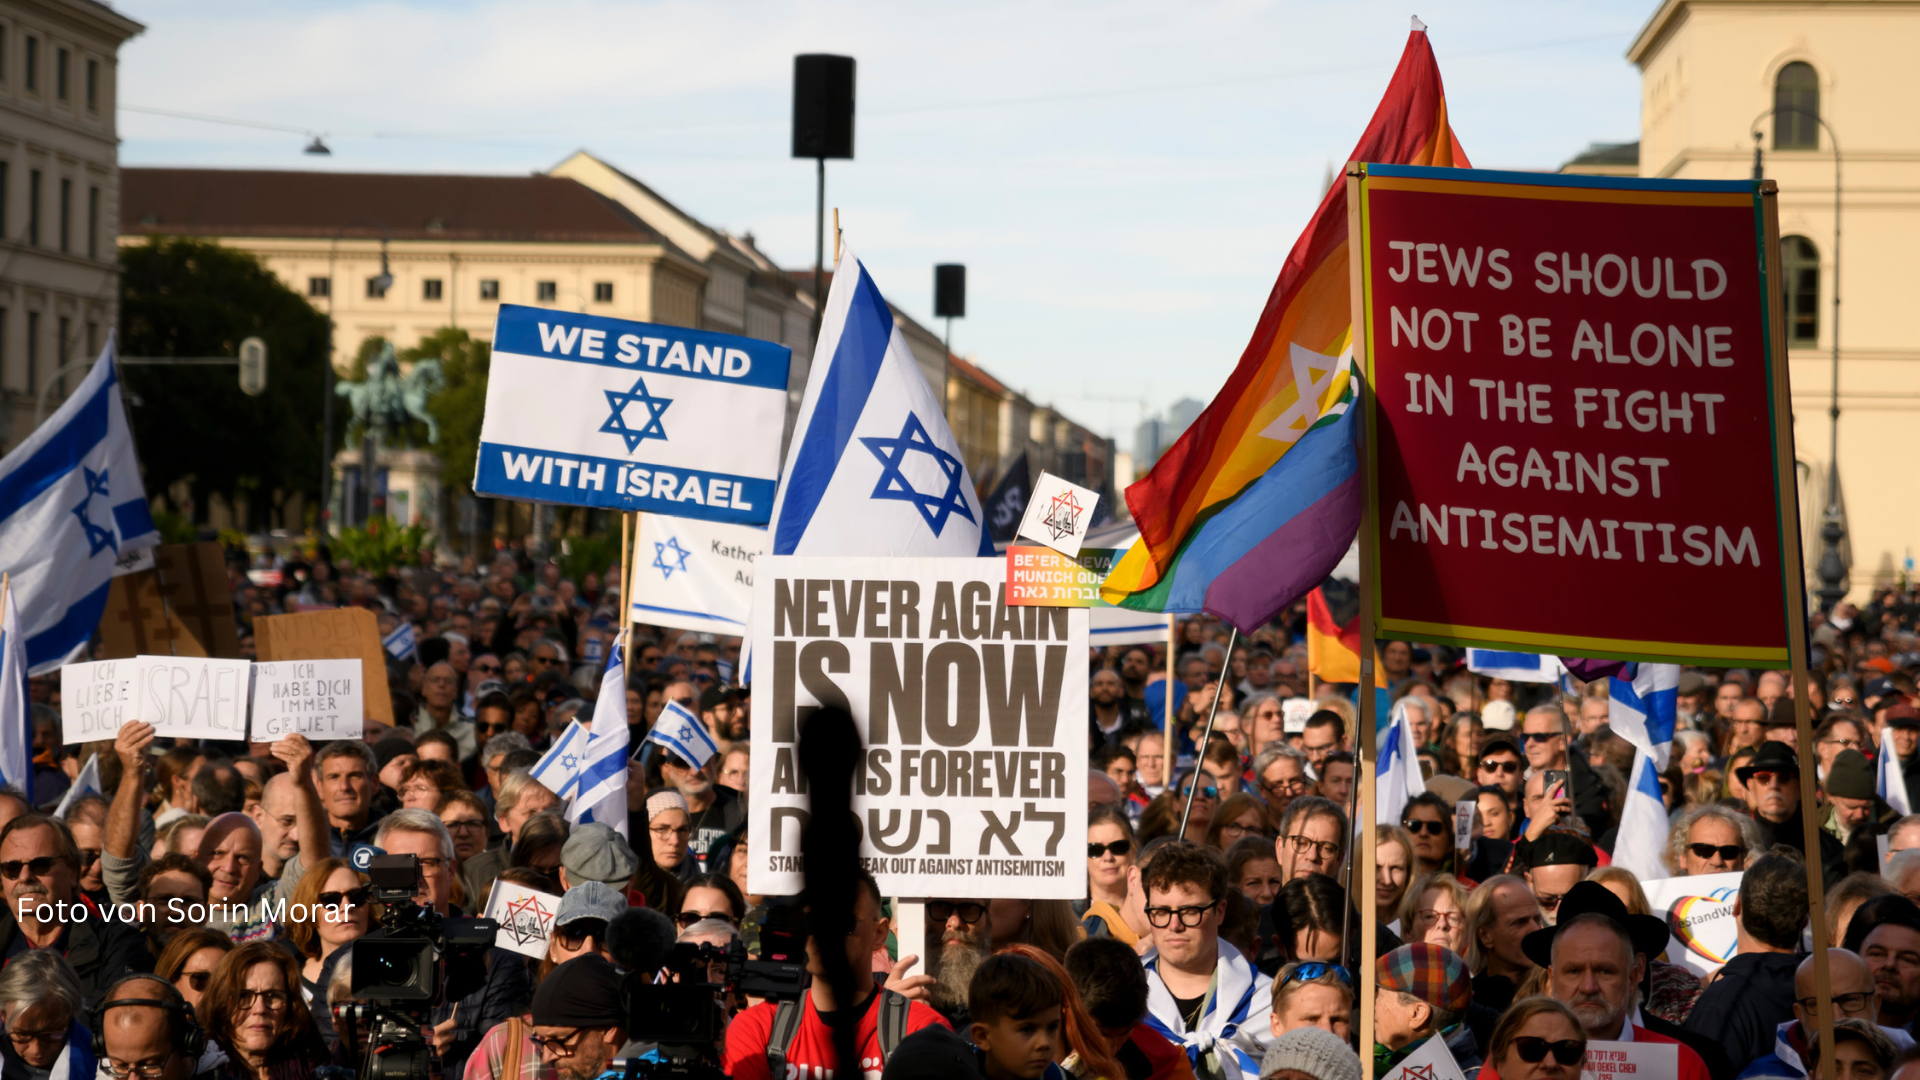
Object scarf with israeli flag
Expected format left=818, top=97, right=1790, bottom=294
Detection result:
left=1881, top=725, right=1913, bottom=816
left=1141, top=939, right=1273, bottom=1079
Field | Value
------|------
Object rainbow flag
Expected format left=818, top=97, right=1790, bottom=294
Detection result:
left=1100, top=23, right=1469, bottom=631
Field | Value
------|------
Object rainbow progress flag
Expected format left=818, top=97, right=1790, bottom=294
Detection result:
left=1100, top=21, right=1470, bottom=632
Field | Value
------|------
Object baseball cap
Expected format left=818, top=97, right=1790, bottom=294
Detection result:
left=554, top=881, right=627, bottom=928
left=1522, top=831, right=1598, bottom=871
left=1480, top=700, right=1517, bottom=732
left=698, top=685, right=741, bottom=714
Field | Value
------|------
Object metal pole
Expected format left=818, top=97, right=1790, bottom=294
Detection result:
left=812, top=157, right=826, bottom=338
left=1339, top=735, right=1363, bottom=963
left=941, top=316, right=953, bottom=418
left=1178, top=628, right=1238, bottom=838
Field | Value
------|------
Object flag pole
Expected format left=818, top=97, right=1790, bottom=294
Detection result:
left=1178, top=627, right=1237, bottom=838
left=619, top=511, right=634, bottom=634
left=1346, top=161, right=1381, bottom=1080
left=1164, top=615, right=1177, bottom=786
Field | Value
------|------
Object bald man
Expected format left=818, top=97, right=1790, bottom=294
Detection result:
left=97, top=975, right=206, bottom=1080
left=1741, top=949, right=1915, bottom=1076
left=249, top=774, right=301, bottom=881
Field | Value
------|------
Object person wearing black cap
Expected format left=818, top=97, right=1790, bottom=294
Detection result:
left=1519, top=832, right=1596, bottom=924
left=1679, top=851, right=1810, bottom=1067
left=531, top=954, right=630, bottom=1080
left=1736, top=741, right=1846, bottom=888
left=1826, top=748, right=1903, bottom=875
left=699, top=685, right=748, bottom=746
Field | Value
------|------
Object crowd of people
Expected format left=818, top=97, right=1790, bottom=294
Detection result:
left=9, top=544, right=1920, bottom=1080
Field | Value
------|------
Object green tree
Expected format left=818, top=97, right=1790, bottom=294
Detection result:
left=119, top=237, right=336, bottom=529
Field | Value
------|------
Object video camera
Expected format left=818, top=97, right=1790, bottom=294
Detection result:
left=342, top=854, right=497, bottom=1080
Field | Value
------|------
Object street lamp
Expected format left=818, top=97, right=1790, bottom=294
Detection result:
left=1751, top=105, right=1846, bottom=612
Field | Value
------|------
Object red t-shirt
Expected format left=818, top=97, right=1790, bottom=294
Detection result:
left=1121, top=1023, right=1196, bottom=1080
left=722, top=990, right=951, bottom=1080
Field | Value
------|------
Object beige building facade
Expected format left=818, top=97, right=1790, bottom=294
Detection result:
left=0, top=0, right=139, bottom=451
left=1622, top=0, right=1920, bottom=599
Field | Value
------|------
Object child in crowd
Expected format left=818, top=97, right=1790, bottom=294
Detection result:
left=969, top=953, right=1070, bottom=1080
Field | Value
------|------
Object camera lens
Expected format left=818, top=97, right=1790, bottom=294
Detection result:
left=371, top=951, right=411, bottom=986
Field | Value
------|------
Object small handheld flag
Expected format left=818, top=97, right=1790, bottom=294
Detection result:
left=52, top=753, right=101, bottom=820
left=568, top=635, right=631, bottom=836
left=529, top=720, right=592, bottom=800
left=647, top=700, right=722, bottom=770
left=1610, top=745, right=1671, bottom=884
left=384, top=622, right=418, bottom=662
left=1882, top=726, right=1913, bottom=817
left=1609, top=664, right=1679, bottom=768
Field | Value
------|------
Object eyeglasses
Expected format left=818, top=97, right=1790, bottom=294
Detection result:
left=317, top=887, right=372, bottom=909
left=926, top=901, right=986, bottom=925
left=7, top=1028, right=65, bottom=1048
left=444, top=818, right=488, bottom=833
left=180, top=971, right=212, bottom=992
left=0, top=857, right=60, bottom=879
left=1797, top=991, right=1873, bottom=1015
left=1144, top=899, right=1220, bottom=929
left=1688, top=843, right=1744, bottom=863
left=1416, top=909, right=1464, bottom=930
left=77, top=848, right=101, bottom=868
left=1511, top=1037, right=1585, bottom=1066
left=1087, top=840, right=1132, bottom=859
left=1284, top=962, right=1352, bottom=987
left=478, top=720, right=511, bottom=735
left=1262, top=777, right=1308, bottom=796
left=532, top=655, right=564, bottom=668
left=236, top=989, right=290, bottom=1012
left=1402, top=819, right=1449, bottom=837
left=414, top=857, right=450, bottom=873
left=529, top=1029, right=585, bottom=1058
left=673, top=910, right=737, bottom=930
left=1283, top=835, right=1342, bottom=861
left=103, top=1053, right=177, bottom=1079
left=650, top=825, right=693, bottom=839
left=1521, top=732, right=1562, bottom=744
left=1536, top=891, right=1568, bottom=912
left=473, top=663, right=502, bottom=675
left=1747, top=770, right=1791, bottom=786
left=1478, top=759, right=1520, bottom=774
left=1820, top=737, right=1864, bottom=750
left=555, top=919, right=609, bottom=951
left=1219, top=823, right=1263, bottom=841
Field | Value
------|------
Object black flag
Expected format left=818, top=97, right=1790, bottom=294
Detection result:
left=983, top=451, right=1031, bottom=545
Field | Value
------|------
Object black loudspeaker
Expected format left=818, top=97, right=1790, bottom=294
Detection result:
left=792, top=55, right=855, bottom=160
left=934, top=264, right=966, bottom=319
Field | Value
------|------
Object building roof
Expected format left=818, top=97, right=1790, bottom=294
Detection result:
left=120, top=168, right=671, bottom=245
left=1562, top=141, right=1641, bottom=170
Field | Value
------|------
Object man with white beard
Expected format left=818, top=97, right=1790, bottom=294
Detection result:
left=886, top=898, right=992, bottom=1029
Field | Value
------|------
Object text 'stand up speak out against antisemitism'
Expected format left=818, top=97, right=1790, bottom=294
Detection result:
left=748, top=557, right=1090, bottom=900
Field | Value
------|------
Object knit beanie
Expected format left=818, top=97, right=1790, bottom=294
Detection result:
left=1261, top=1026, right=1361, bottom=1080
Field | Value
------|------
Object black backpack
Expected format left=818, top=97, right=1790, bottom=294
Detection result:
left=765, top=989, right=911, bottom=1079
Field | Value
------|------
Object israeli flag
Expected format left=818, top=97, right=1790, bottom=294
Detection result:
left=1881, top=725, right=1913, bottom=816
left=52, top=754, right=101, bottom=820
left=1376, top=707, right=1425, bottom=829
left=383, top=621, right=417, bottom=661
left=767, top=244, right=992, bottom=559
left=646, top=699, right=721, bottom=770
left=1608, top=663, right=1679, bottom=767
left=529, top=719, right=591, bottom=799
left=1610, top=744, right=1671, bottom=884
left=568, top=634, right=630, bottom=837
left=0, top=338, right=158, bottom=674
left=0, top=587, right=27, bottom=799
left=629, top=513, right=765, bottom=636
left=1466, top=649, right=1567, bottom=685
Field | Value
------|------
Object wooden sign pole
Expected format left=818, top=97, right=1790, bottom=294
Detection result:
left=1761, top=179, right=1835, bottom=1080
left=1346, top=162, right=1381, bottom=1080
left=1165, top=614, right=1178, bottom=784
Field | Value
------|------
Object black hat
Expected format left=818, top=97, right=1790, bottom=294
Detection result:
left=1885, top=703, right=1920, bottom=730
left=1522, top=831, right=1598, bottom=871
left=1521, top=880, right=1671, bottom=970
left=1827, top=749, right=1876, bottom=801
left=1735, top=740, right=1801, bottom=782
left=698, top=684, right=741, bottom=714
left=1479, top=737, right=1523, bottom=761
left=882, top=1025, right=985, bottom=1080
left=531, top=954, right=627, bottom=1028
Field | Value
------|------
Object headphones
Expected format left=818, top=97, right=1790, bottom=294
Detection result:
left=89, top=974, right=208, bottom=1064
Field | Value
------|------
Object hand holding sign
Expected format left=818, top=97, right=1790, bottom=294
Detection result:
left=59, top=660, right=137, bottom=744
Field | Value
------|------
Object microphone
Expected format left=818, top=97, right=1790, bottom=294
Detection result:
left=606, top=906, right=677, bottom=975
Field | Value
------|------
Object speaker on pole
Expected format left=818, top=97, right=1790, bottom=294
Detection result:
left=792, top=55, right=855, bottom=160
left=934, top=264, right=966, bottom=319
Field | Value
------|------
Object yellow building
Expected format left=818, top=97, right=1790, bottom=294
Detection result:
left=1618, top=0, right=1920, bottom=599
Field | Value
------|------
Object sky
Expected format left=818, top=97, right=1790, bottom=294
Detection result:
left=116, top=0, right=1651, bottom=442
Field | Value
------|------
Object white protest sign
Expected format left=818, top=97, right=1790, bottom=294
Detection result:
left=1016, top=470, right=1100, bottom=558
left=60, top=661, right=139, bottom=743
left=1453, top=799, right=1476, bottom=852
left=1281, top=697, right=1314, bottom=734
left=629, top=513, right=766, bottom=635
left=1640, top=872, right=1744, bottom=976
left=750, top=557, right=1089, bottom=898
left=482, top=879, right=562, bottom=959
left=249, top=659, right=364, bottom=742
left=475, top=305, right=793, bottom=524
left=1381, top=1028, right=1468, bottom=1080
left=1581, top=1039, right=1676, bottom=1079
left=132, top=656, right=250, bottom=741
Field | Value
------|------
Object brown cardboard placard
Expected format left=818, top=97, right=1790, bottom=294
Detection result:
left=152, top=543, right=241, bottom=659
left=99, top=571, right=207, bottom=659
left=254, top=608, right=394, bottom=723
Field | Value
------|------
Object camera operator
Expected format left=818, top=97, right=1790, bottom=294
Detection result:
left=0, top=812, right=148, bottom=1000
left=94, top=974, right=219, bottom=1080
left=530, top=956, right=628, bottom=1080
left=721, top=870, right=949, bottom=1080
left=465, top=882, right=624, bottom=1080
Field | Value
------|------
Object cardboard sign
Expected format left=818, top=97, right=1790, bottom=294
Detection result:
left=59, top=661, right=139, bottom=744
left=1640, top=871, right=1744, bottom=976
left=1581, top=1039, right=1676, bottom=1079
left=482, top=879, right=563, bottom=959
left=250, top=659, right=365, bottom=742
left=628, top=512, right=767, bottom=635
left=1381, top=1029, right=1468, bottom=1080
left=131, top=656, right=250, bottom=741
left=153, top=543, right=242, bottom=658
left=475, top=305, right=793, bottom=524
left=1453, top=799, right=1476, bottom=851
left=100, top=572, right=205, bottom=660
left=255, top=609, right=394, bottom=723
left=1355, top=165, right=1788, bottom=666
left=1005, top=546, right=1112, bottom=607
left=1016, top=470, right=1100, bottom=557
left=1282, top=697, right=1314, bottom=733
left=750, top=557, right=1090, bottom=898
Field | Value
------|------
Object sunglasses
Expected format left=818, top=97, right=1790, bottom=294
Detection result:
left=1521, top=732, right=1562, bottom=744
left=926, top=901, right=986, bottom=925
left=1478, top=759, right=1520, bottom=774
left=1688, top=843, right=1744, bottom=862
left=180, top=972, right=211, bottom=992
left=1511, top=1037, right=1585, bottom=1066
left=1745, top=770, right=1794, bottom=785
left=0, top=857, right=59, bottom=879
left=473, top=663, right=502, bottom=675
left=317, top=887, right=372, bottom=908
left=1285, top=961, right=1352, bottom=986
left=1180, top=784, right=1219, bottom=799
left=554, top=919, right=608, bottom=952
left=1087, top=840, right=1132, bottom=859
left=1402, top=819, right=1449, bottom=837
left=673, top=910, right=738, bottom=929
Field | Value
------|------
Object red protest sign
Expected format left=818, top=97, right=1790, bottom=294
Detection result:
left=1354, top=165, right=1789, bottom=666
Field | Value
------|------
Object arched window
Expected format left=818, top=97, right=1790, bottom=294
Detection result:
left=1782, top=235, right=1820, bottom=345
left=1775, top=62, right=1820, bottom=150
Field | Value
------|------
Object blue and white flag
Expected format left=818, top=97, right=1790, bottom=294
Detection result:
left=647, top=699, right=722, bottom=769
left=569, top=634, right=631, bottom=837
left=766, top=245, right=993, bottom=559
left=629, top=513, right=765, bottom=636
left=529, top=719, right=591, bottom=799
left=383, top=621, right=417, bottom=661
left=1376, top=708, right=1426, bottom=830
left=1610, top=744, right=1671, bottom=883
left=1882, top=725, right=1913, bottom=816
left=0, top=338, right=158, bottom=674
left=0, top=586, right=27, bottom=799
left=1609, top=663, right=1679, bottom=767
left=1466, top=649, right=1567, bottom=685
left=474, top=306, right=792, bottom=523
left=52, top=753, right=101, bottom=820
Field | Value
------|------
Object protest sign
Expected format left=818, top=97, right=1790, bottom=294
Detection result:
left=255, top=609, right=394, bottom=723
left=749, top=557, right=1089, bottom=898
left=250, top=659, right=364, bottom=742
left=100, top=572, right=204, bottom=660
left=1354, top=165, right=1788, bottom=666
left=1381, top=1028, right=1468, bottom=1080
left=153, top=543, right=242, bottom=658
left=1452, top=799, right=1475, bottom=852
left=1282, top=697, right=1314, bottom=734
left=482, top=879, right=562, bottom=959
left=629, top=512, right=766, bottom=635
left=1016, top=471, right=1099, bottom=558
left=1640, top=871, right=1743, bottom=976
left=131, top=656, right=249, bottom=741
left=475, top=305, right=792, bottom=524
left=1582, top=1040, right=1676, bottom=1079
left=1006, top=547, right=1114, bottom=607
left=59, top=660, right=138, bottom=744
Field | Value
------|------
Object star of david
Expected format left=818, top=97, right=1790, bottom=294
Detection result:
left=502, top=893, right=555, bottom=947
left=559, top=753, right=580, bottom=771
left=1040, top=489, right=1084, bottom=541
left=70, top=466, right=117, bottom=557
left=677, top=721, right=698, bottom=744
left=600, top=375, right=671, bottom=451
left=858, top=413, right=975, bottom=537
left=653, top=536, right=691, bottom=579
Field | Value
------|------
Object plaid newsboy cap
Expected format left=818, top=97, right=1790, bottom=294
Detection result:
left=1376, top=942, right=1472, bottom=1014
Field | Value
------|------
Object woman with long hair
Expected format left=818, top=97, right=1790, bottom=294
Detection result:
left=156, top=928, right=232, bottom=1013
left=201, top=941, right=330, bottom=1080
left=1000, top=945, right=1124, bottom=1080
left=673, top=873, right=747, bottom=930
left=1403, top=872, right=1470, bottom=956
left=1375, top=824, right=1418, bottom=931
left=1226, top=837, right=1283, bottom=908
left=509, top=812, right=569, bottom=876
left=1276, top=875, right=1346, bottom=965
left=988, top=899, right=1084, bottom=963
left=282, top=858, right=373, bottom=996
left=1202, top=793, right=1268, bottom=851
left=1435, top=714, right=1484, bottom=778
left=1083, top=806, right=1137, bottom=943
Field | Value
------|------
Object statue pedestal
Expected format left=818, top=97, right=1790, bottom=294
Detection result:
left=332, top=447, right=442, bottom=537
